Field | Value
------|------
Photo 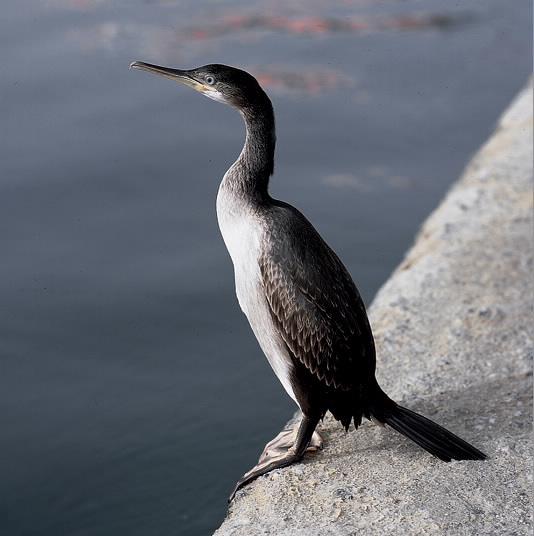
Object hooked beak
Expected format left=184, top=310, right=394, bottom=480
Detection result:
left=129, top=61, right=205, bottom=92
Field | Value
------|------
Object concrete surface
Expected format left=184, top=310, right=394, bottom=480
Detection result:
left=215, top=80, right=533, bottom=536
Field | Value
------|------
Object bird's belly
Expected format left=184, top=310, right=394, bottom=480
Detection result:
left=216, top=203, right=298, bottom=405
left=236, top=273, right=298, bottom=406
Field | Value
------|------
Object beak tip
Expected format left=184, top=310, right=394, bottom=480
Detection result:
left=129, top=61, right=141, bottom=71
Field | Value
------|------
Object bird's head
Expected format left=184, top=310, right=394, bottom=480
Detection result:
left=130, top=61, right=268, bottom=111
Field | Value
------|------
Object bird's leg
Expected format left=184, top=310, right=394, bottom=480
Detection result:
left=229, top=414, right=322, bottom=502
left=256, top=416, right=323, bottom=464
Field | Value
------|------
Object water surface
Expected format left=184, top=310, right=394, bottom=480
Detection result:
left=1, top=1, right=531, bottom=534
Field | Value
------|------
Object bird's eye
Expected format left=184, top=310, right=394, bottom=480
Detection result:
left=205, top=76, right=215, bottom=85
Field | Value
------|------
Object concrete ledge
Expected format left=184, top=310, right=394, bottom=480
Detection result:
left=215, top=81, right=533, bottom=535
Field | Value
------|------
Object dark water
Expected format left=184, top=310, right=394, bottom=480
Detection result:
left=1, top=1, right=531, bottom=534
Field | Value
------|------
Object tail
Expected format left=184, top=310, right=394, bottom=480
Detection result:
left=370, top=391, right=486, bottom=461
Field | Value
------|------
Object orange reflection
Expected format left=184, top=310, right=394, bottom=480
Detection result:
left=252, top=67, right=354, bottom=95
left=184, top=13, right=466, bottom=40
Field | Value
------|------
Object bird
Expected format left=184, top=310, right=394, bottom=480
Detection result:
left=129, top=61, right=486, bottom=501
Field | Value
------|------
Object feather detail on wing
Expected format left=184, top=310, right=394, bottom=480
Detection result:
left=259, top=205, right=376, bottom=391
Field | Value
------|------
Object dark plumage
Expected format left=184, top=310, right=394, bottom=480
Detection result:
left=259, top=201, right=377, bottom=425
left=130, top=60, right=486, bottom=502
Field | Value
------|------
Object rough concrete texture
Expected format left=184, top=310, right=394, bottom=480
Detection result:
left=215, top=81, right=533, bottom=536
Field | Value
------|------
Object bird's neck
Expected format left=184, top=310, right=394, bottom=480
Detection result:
left=221, top=98, right=276, bottom=202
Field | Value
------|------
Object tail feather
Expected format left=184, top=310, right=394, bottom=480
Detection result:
left=377, top=403, right=486, bottom=462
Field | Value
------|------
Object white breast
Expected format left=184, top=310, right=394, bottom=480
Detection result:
left=216, top=184, right=298, bottom=405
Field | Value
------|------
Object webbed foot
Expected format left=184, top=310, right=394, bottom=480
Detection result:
left=229, top=415, right=322, bottom=502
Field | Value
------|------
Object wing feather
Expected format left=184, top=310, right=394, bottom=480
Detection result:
left=259, top=204, right=375, bottom=391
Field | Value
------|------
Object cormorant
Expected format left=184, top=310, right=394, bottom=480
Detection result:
left=129, top=61, right=486, bottom=502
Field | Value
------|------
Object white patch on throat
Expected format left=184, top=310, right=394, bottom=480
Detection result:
left=203, top=89, right=228, bottom=104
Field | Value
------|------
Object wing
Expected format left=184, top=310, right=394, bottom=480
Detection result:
left=259, top=203, right=376, bottom=391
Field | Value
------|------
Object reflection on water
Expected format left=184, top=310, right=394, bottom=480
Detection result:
left=1, top=0, right=531, bottom=535
left=184, top=12, right=471, bottom=41
left=323, top=168, right=415, bottom=193
left=254, top=66, right=355, bottom=95
left=64, top=5, right=473, bottom=93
